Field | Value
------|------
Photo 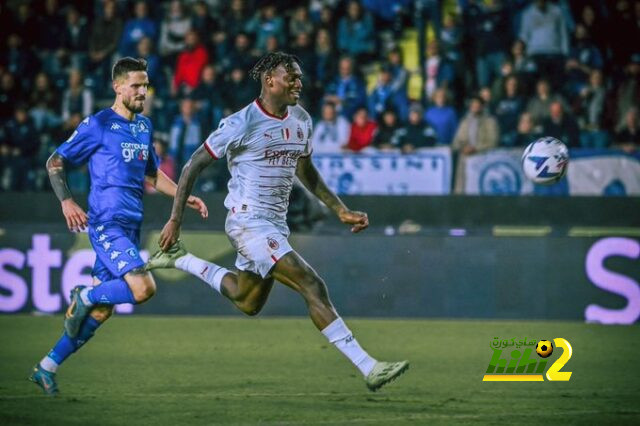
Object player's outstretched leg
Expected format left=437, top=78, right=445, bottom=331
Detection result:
left=147, top=241, right=274, bottom=316
left=272, top=251, right=409, bottom=391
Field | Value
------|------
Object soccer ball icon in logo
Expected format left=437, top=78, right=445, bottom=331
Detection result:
left=521, top=137, right=569, bottom=185
left=536, top=340, right=554, bottom=358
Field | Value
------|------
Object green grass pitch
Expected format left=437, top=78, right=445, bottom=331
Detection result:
left=1, top=316, right=639, bottom=425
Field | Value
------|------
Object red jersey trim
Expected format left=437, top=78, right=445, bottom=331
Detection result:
left=271, top=254, right=279, bottom=263
left=204, top=142, right=219, bottom=159
left=255, top=99, right=288, bottom=121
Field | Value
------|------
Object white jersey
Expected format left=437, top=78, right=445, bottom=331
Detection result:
left=204, top=99, right=313, bottom=219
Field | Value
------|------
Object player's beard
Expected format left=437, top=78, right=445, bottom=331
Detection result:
left=123, top=96, right=145, bottom=113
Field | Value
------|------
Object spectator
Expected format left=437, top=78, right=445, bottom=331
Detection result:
left=61, top=69, right=93, bottom=126
left=324, top=56, right=367, bottom=120
left=36, top=0, right=66, bottom=75
left=347, top=107, right=377, bottom=152
left=452, top=96, right=499, bottom=193
left=564, top=23, right=604, bottom=97
left=471, top=0, right=509, bottom=88
left=2, top=104, right=39, bottom=190
left=386, top=47, right=409, bottom=98
left=439, top=12, right=464, bottom=84
left=510, top=39, right=537, bottom=94
left=223, top=32, right=258, bottom=74
left=615, top=107, right=640, bottom=152
left=191, top=64, right=225, bottom=133
left=615, top=54, right=640, bottom=127
left=494, top=75, right=526, bottom=146
left=542, top=101, right=580, bottom=148
left=519, top=0, right=569, bottom=89
left=577, top=69, right=608, bottom=148
left=291, top=33, right=315, bottom=81
left=119, top=1, right=158, bottom=58
left=159, top=0, right=192, bottom=63
left=1, top=34, right=38, bottom=89
left=424, top=41, right=455, bottom=100
left=337, top=0, right=376, bottom=62
left=395, top=103, right=438, bottom=154
left=371, top=109, right=401, bottom=151
left=191, top=1, right=216, bottom=42
left=88, top=0, right=123, bottom=95
left=169, top=98, right=203, bottom=172
left=425, top=88, right=458, bottom=145
left=452, top=95, right=499, bottom=156
left=28, top=72, right=61, bottom=132
left=247, top=4, right=285, bottom=54
left=289, top=6, right=315, bottom=41
left=137, top=37, right=166, bottom=96
left=222, top=67, right=257, bottom=114
left=368, top=65, right=409, bottom=121
left=264, top=35, right=280, bottom=55
left=146, top=137, right=176, bottom=193
left=316, top=5, right=338, bottom=34
left=311, top=28, right=337, bottom=98
left=0, top=72, right=22, bottom=124
left=173, top=30, right=209, bottom=96
left=510, top=112, right=541, bottom=147
left=59, top=5, right=89, bottom=72
left=490, top=59, right=514, bottom=101
left=311, top=101, right=351, bottom=154
left=525, top=78, right=567, bottom=129
left=12, top=3, right=38, bottom=47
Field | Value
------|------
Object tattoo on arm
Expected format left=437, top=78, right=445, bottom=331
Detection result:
left=296, top=156, right=346, bottom=214
left=170, top=145, right=213, bottom=224
left=46, top=153, right=72, bottom=202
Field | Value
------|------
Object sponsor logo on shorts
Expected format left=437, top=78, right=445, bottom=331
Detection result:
left=110, top=250, right=121, bottom=261
left=267, top=237, right=279, bottom=250
left=117, top=260, right=129, bottom=271
left=96, top=225, right=105, bottom=232
left=102, top=241, right=112, bottom=251
left=98, top=234, right=108, bottom=242
left=126, top=248, right=138, bottom=259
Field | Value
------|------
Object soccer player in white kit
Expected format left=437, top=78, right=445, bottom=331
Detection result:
left=149, top=52, right=408, bottom=391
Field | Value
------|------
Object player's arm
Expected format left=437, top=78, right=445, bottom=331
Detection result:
left=145, top=169, right=208, bottom=218
left=158, top=145, right=214, bottom=250
left=295, top=155, right=368, bottom=233
left=46, top=152, right=88, bottom=231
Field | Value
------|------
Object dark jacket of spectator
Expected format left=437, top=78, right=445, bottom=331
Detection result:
left=119, top=2, right=158, bottom=57
left=542, top=102, right=580, bottom=148
left=337, top=1, right=375, bottom=58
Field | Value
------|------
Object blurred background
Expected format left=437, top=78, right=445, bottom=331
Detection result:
left=0, top=0, right=638, bottom=323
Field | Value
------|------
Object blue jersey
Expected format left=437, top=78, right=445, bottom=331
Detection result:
left=56, top=108, right=159, bottom=229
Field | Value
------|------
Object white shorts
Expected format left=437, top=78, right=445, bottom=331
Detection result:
left=225, top=208, right=293, bottom=278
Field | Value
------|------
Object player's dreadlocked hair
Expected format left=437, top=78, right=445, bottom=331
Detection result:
left=249, top=52, right=302, bottom=81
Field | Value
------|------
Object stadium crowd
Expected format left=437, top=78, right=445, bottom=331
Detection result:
left=0, top=0, right=639, bottom=193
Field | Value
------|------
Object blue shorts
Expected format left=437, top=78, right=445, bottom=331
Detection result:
left=89, top=222, right=145, bottom=282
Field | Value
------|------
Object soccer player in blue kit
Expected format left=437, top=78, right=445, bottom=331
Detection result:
left=29, top=57, right=208, bottom=395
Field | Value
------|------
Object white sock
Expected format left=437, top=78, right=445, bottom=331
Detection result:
left=175, top=253, right=229, bottom=294
left=40, top=356, right=59, bottom=373
left=321, top=317, right=377, bottom=377
left=79, top=287, right=94, bottom=307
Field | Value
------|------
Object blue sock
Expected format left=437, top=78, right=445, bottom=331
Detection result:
left=44, top=317, right=102, bottom=370
left=87, top=278, right=136, bottom=305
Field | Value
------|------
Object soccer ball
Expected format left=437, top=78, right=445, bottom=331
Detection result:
left=536, top=340, right=554, bottom=358
left=521, top=137, right=569, bottom=184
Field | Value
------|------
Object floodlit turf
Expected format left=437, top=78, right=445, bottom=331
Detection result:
left=1, top=316, right=639, bottom=425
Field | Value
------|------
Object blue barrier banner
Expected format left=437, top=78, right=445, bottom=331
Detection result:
left=312, top=148, right=452, bottom=195
left=464, top=148, right=640, bottom=196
